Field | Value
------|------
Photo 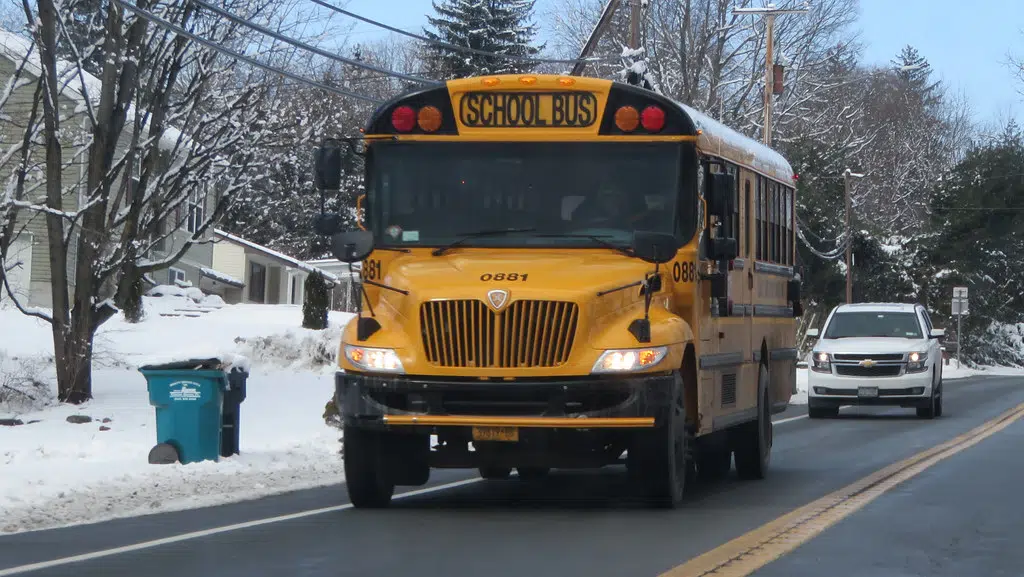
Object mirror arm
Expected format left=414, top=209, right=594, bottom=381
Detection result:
left=363, top=278, right=409, bottom=296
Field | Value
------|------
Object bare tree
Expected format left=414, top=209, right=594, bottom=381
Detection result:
left=0, top=0, right=336, bottom=403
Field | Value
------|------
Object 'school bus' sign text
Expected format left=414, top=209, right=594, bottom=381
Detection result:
left=458, top=91, right=598, bottom=128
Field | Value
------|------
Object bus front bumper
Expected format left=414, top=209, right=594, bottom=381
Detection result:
left=335, top=371, right=675, bottom=431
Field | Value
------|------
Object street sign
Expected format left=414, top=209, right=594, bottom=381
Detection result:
left=953, top=286, right=968, bottom=299
left=951, top=286, right=969, bottom=368
left=952, top=299, right=969, bottom=316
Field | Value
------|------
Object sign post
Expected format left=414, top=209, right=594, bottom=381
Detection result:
left=951, top=287, right=969, bottom=368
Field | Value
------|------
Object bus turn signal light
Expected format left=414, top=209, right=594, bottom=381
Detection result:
left=614, top=106, right=640, bottom=132
left=391, top=105, right=416, bottom=132
left=641, top=105, right=665, bottom=132
left=417, top=105, right=442, bottom=132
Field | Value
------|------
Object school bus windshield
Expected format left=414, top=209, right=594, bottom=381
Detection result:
left=368, top=141, right=693, bottom=249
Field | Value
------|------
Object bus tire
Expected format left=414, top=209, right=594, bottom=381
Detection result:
left=343, top=426, right=395, bottom=508
left=631, top=371, right=690, bottom=508
left=735, top=364, right=772, bottom=481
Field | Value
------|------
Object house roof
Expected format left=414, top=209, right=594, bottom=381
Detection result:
left=0, top=28, right=187, bottom=151
left=214, top=229, right=339, bottom=283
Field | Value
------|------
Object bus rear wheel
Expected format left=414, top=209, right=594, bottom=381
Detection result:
left=735, top=365, right=772, bottom=481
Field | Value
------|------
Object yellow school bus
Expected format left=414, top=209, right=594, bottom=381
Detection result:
left=315, top=74, right=801, bottom=509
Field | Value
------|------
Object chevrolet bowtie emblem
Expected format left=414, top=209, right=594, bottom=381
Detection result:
left=486, top=289, right=509, bottom=312
left=859, top=359, right=876, bottom=368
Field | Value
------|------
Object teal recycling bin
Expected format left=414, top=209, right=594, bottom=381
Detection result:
left=140, top=361, right=230, bottom=465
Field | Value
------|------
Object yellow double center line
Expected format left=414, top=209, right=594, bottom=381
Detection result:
left=662, top=402, right=1024, bottom=577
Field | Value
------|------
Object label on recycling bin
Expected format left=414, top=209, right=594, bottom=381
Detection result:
left=169, top=381, right=202, bottom=401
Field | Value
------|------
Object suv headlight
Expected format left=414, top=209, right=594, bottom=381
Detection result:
left=344, top=345, right=405, bottom=373
left=906, top=351, right=928, bottom=373
left=811, top=351, right=831, bottom=373
left=592, top=347, right=668, bottom=374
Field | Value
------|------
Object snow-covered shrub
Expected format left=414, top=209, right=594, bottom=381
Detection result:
left=0, top=353, right=54, bottom=414
left=146, top=285, right=188, bottom=298
left=203, top=294, right=226, bottom=307
left=234, top=324, right=342, bottom=371
left=965, top=322, right=1024, bottom=369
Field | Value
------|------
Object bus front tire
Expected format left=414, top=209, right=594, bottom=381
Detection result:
left=343, top=426, right=395, bottom=508
left=630, top=374, right=690, bottom=508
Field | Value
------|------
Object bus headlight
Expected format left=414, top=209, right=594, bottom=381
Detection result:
left=344, top=345, right=405, bottom=373
left=592, top=347, right=668, bottom=374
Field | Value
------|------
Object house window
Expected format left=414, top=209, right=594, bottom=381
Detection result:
left=249, top=262, right=266, bottom=303
left=169, top=267, right=186, bottom=286
left=187, top=186, right=205, bottom=234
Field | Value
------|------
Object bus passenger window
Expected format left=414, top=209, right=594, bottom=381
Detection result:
left=755, top=177, right=763, bottom=260
left=744, top=180, right=752, bottom=258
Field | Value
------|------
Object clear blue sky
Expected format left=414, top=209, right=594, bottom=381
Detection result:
left=338, top=0, right=1024, bottom=126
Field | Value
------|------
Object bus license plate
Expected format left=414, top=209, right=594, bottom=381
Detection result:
left=472, top=426, right=519, bottom=442
left=858, top=386, right=879, bottom=398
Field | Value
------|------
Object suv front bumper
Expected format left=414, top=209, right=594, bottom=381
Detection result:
left=807, top=367, right=934, bottom=408
left=335, top=371, right=676, bottom=431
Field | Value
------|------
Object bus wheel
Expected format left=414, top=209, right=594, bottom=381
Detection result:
left=735, top=364, right=772, bottom=481
left=343, top=426, right=395, bottom=508
left=631, top=372, right=689, bottom=508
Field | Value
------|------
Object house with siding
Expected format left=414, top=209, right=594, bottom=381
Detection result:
left=0, top=29, right=210, bottom=309
left=207, top=230, right=338, bottom=306
left=306, top=258, right=361, bottom=312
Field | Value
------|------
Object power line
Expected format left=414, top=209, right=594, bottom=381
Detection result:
left=193, top=0, right=440, bottom=87
left=307, top=0, right=611, bottom=67
left=113, top=0, right=384, bottom=103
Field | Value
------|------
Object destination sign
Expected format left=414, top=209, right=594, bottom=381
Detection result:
left=458, top=91, right=598, bottom=128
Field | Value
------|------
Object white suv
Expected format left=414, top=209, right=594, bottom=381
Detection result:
left=805, top=303, right=945, bottom=419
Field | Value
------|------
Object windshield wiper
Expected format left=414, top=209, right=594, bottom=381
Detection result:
left=431, top=228, right=538, bottom=256
left=533, top=233, right=635, bottom=258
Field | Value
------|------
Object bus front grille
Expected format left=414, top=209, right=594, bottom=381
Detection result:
left=420, top=299, right=579, bottom=368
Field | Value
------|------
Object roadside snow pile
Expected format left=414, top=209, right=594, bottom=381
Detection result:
left=792, top=369, right=809, bottom=405
left=0, top=294, right=354, bottom=534
left=0, top=369, right=341, bottom=534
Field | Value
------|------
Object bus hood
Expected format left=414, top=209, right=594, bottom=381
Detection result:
left=379, top=250, right=660, bottom=305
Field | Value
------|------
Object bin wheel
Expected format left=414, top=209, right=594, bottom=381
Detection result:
left=343, top=426, right=395, bottom=508
left=148, top=443, right=180, bottom=465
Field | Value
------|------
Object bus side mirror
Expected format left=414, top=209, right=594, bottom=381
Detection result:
left=314, top=213, right=345, bottom=236
left=708, top=237, right=737, bottom=260
left=331, top=230, right=374, bottom=263
left=708, top=172, right=736, bottom=221
left=315, top=139, right=343, bottom=191
left=632, top=231, right=679, bottom=264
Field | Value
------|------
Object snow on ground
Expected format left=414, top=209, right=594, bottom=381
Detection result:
left=0, top=292, right=354, bottom=534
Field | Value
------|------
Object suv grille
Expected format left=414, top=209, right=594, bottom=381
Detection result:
left=420, top=299, right=579, bottom=368
left=835, top=365, right=902, bottom=377
left=832, top=353, right=905, bottom=362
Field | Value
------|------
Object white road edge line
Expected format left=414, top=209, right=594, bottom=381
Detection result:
left=773, top=414, right=808, bottom=425
left=0, top=478, right=483, bottom=577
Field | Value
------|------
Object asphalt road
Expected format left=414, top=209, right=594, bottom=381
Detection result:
left=2, top=375, right=1024, bottom=577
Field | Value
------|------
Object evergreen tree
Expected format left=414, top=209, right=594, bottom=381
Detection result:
left=923, top=120, right=1024, bottom=365
left=423, top=0, right=545, bottom=79
left=60, top=0, right=106, bottom=75
left=302, top=271, right=331, bottom=330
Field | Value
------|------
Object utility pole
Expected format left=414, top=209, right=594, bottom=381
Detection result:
left=628, top=0, right=641, bottom=50
left=734, top=3, right=809, bottom=146
left=843, top=169, right=864, bottom=304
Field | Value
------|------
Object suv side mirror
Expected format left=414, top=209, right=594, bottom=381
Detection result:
left=632, top=231, right=679, bottom=264
left=331, top=230, right=374, bottom=263
left=708, top=172, right=736, bottom=220
left=315, top=138, right=343, bottom=191
left=806, top=328, right=820, bottom=338
left=929, top=328, right=945, bottom=339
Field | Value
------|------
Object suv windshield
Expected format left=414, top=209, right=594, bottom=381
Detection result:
left=367, top=141, right=692, bottom=249
left=823, top=311, right=924, bottom=339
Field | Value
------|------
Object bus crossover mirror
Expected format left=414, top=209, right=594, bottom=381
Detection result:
left=708, top=237, right=738, bottom=261
left=314, top=213, right=345, bottom=236
left=331, top=230, right=374, bottom=263
left=631, top=231, right=679, bottom=264
left=314, top=139, right=343, bottom=191
left=708, top=173, right=736, bottom=220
